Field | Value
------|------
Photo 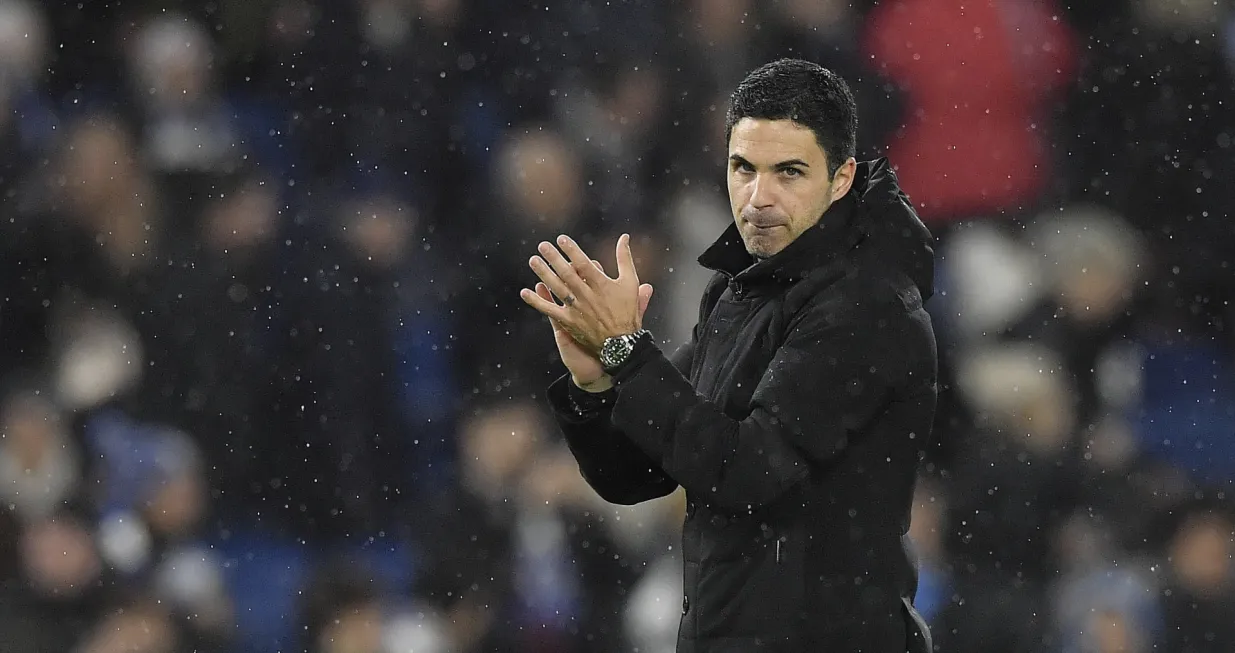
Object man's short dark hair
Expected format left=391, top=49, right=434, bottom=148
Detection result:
left=725, top=58, right=858, bottom=178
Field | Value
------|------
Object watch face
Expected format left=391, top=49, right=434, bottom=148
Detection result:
left=602, top=331, right=649, bottom=370
left=601, top=336, right=630, bottom=369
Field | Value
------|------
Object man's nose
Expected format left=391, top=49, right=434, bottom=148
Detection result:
left=750, top=174, right=776, bottom=209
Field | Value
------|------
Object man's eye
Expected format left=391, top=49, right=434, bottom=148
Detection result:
left=733, top=161, right=754, bottom=173
left=782, top=168, right=803, bottom=177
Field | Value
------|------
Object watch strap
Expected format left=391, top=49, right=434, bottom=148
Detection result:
left=605, top=329, right=655, bottom=378
left=600, top=329, right=649, bottom=371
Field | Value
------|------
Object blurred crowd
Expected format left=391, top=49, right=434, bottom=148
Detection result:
left=0, top=0, right=1233, bottom=652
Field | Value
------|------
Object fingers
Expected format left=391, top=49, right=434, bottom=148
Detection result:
left=529, top=254, right=576, bottom=306
left=590, top=259, right=609, bottom=279
left=535, top=281, right=563, bottom=310
left=573, top=261, right=606, bottom=281
left=537, top=241, right=592, bottom=300
left=556, top=235, right=604, bottom=284
left=521, top=285, right=569, bottom=321
left=536, top=283, right=566, bottom=333
left=615, top=233, right=637, bottom=282
left=638, top=283, right=654, bottom=319
left=535, top=281, right=556, bottom=304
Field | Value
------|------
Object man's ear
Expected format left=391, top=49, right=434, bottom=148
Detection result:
left=830, top=158, right=858, bottom=202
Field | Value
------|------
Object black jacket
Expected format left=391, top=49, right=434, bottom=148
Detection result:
left=548, top=160, right=938, bottom=652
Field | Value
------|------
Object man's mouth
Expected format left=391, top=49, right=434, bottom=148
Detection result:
left=746, top=220, right=784, bottom=230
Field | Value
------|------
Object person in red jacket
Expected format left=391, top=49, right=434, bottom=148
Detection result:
left=863, top=0, right=1078, bottom=227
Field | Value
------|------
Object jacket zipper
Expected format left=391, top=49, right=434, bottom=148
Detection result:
left=728, top=275, right=745, bottom=300
left=776, top=538, right=783, bottom=563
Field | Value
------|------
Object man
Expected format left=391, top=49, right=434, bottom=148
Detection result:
left=520, top=59, right=937, bottom=652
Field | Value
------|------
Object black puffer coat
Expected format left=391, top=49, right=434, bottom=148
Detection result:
left=549, top=159, right=938, bottom=652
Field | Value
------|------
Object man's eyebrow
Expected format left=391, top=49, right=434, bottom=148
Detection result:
left=727, top=155, right=811, bottom=168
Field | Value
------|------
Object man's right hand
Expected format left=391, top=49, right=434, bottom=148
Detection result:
left=535, top=262, right=652, bottom=392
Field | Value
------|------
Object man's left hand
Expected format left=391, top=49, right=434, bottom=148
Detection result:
left=520, top=233, right=644, bottom=354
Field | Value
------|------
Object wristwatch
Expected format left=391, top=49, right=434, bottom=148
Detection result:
left=599, top=329, right=651, bottom=373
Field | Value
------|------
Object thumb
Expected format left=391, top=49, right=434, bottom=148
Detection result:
left=615, top=233, right=637, bottom=281
left=637, top=283, right=654, bottom=319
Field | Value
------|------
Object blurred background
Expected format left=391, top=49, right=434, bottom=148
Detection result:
left=0, top=0, right=1232, bottom=651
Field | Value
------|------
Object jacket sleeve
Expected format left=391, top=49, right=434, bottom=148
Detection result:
left=547, top=340, right=694, bottom=505
left=609, top=298, right=903, bottom=513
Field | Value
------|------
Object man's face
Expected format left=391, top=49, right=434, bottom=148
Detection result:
left=727, top=118, right=855, bottom=258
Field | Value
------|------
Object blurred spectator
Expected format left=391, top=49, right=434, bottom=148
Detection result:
left=0, top=389, right=80, bottom=521
left=266, top=188, right=457, bottom=537
left=931, top=220, right=1044, bottom=347
left=553, top=59, right=671, bottom=232
left=951, top=343, right=1083, bottom=580
left=1073, top=413, right=1198, bottom=555
left=1013, top=206, right=1148, bottom=425
left=1051, top=556, right=1160, bottom=653
left=624, top=552, right=684, bottom=653
left=1065, top=0, right=1235, bottom=333
left=414, top=399, right=646, bottom=653
left=38, top=115, right=177, bottom=381
left=0, top=509, right=111, bottom=651
left=464, top=125, right=590, bottom=398
left=299, top=563, right=387, bottom=653
left=77, top=593, right=229, bottom=653
left=0, top=0, right=58, bottom=205
left=50, top=304, right=145, bottom=415
left=863, top=0, right=1078, bottom=227
left=143, top=168, right=283, bottom=514
left=1157, top=500, right=1235, bottom=652
left=657, top=175, right=733, bottom=349
left=84, top=411, right=233, bottom=649
left=125, top=15, right=241, bottom=175
left=760, top=0, right=903, bottom=156
left=939, top=343, right=1084, bottom=652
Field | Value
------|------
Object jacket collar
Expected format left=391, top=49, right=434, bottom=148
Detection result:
left=696, top=191, right=865, bottom=286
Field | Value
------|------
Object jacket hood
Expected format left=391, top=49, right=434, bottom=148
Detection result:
left=851, top=158, right=935, bottom=300
left=698, top=158, right=935, bottom=300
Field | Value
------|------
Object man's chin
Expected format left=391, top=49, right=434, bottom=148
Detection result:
left=742, top=235, right=783, bottom=260
left=741, top=223, right=790, bottom=253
